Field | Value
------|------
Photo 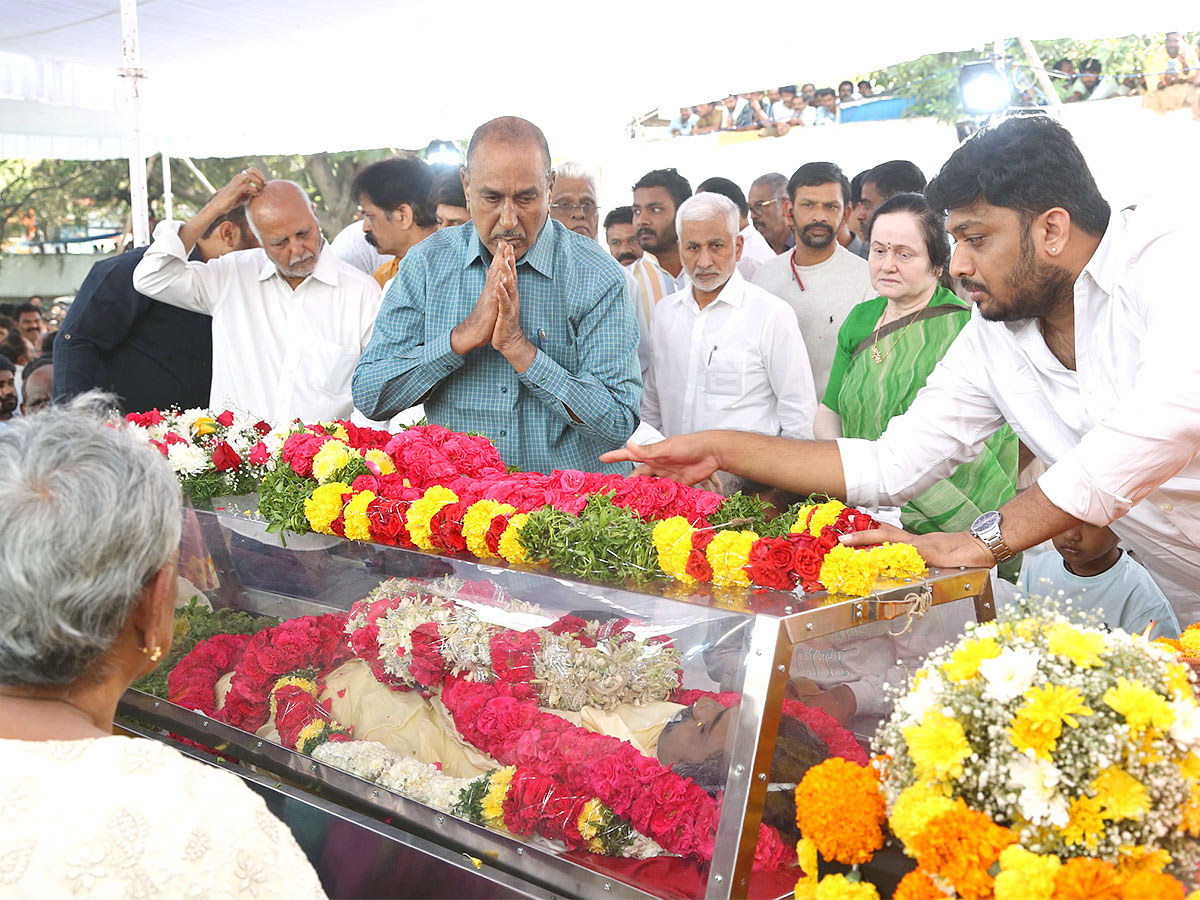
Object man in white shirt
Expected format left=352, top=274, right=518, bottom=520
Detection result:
left=751, top=162, right=874, bottom=398
left=629, top=168, right=693, bottom=335
left=605, top=114, right=1200, bottom=621
left=642, top=193, right=815, bottom=442
left=695, top=177, right=777, bottom=283
left=132, top=170, right=382, bottom=423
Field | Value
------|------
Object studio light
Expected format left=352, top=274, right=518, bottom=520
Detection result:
left=959, top=60, right=1011, bottom=116
left=425, top=140, right=462, bottom=167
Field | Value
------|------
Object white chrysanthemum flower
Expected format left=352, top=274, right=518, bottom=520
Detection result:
left=1168, top=699, right=1200, bottom=748
left=1007, top=755, right=1069, bottom=827
left=176, top=407, right=209, bottom=434
left=973, top=621, right=999, bottom=640
left=166, top=442, right=208, bottom=476
left=979, top=646, right=1041, bottom=704
left=896, top=668, right=943, bottom=722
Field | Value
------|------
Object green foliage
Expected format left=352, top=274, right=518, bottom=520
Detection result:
left=452, top=774, right=491, bottom=822
left=709, top=493, right=770, bottom=531
left=132, top=597, right=278, bottom=699
left=519, top=495, right=662, bottom=584
left=0, top=158, right=129, bottom=248
left=257, top=465, right=316, bottom=536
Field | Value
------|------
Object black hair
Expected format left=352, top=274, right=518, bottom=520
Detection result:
left=1053, top=57, right=1073, bottom=71
left=866, top=192, right=953, bottom=288
left=351, top=157, right=436, bottom=228
left=39, top=331, right=55, bottom=355
left=815, top=88, right=836, bottom=99
left=925, top=113, right=1110, bottom=235
left=15, top=303, right=42, bottom=320
left=786, top=161, right=850, bottom=205
left=200, top=203, right=250, bottom=240
left=858, top=80, right=872, bottom=90
left=432, top=170, right=467, bottom=210
left=1, top=334, right=26, bottom=365
left=779, top=85, right=797, bottom=96
left=0, top=356, right=13, bottom=375
left=850, top=170, right=870, bottom=206
left=466, top=116, right=551, bottom=181
left=696, top=177, right=749, bottom=217
left=0, top=304, right=15, bottom=319
left=1080, top=58, right=1102, bottom=75
left=0, top=315, right=14, bottom=332
left=603, top=206, right=635, bottom=229
left=632, top=168, right=692, bottom=211
left=864, top=160, right=927, bottom=200
left=839, top=80, right=854, bottom=91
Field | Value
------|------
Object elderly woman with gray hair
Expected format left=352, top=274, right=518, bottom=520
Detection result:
left=0, top=396, right=325, bottom=897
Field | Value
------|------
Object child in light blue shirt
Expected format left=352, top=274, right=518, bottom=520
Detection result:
left=1017, top=523, right=1181, bottom=639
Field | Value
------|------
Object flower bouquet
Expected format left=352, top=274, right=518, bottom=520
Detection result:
left=789, top=606, right=1200, bottom=899
left=125, top=407, right=284, bottom=502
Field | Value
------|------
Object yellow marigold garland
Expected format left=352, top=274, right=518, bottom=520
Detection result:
left=267, top=675, right=319, bottom=721
left=652, top=517, right=696, bottom=583
left=706, top=530, right=757, bottom=587
left=497, top=513, right=531, bottom=564
left=481, top=766, right=516, bottom=828
left=462, top=500, right=516, bottom=559
left=908, top=801, right=1016, bottom=900
left=407, top=486, right=459, bottom=551
left=343, top=490, right=377, bottom=542
left=791, top=500, right=847, bottom=536
left=311, top=440, right=358, bottom=483
left=819, top=544, right=880, bottom=597
left=305, top=481, right=353, bottom=534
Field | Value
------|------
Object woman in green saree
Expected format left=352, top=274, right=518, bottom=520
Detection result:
left=814, top=192, right=1020, bottom=578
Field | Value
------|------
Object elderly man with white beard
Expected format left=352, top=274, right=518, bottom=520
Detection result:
left=133, top=168, right=381, bottom=422
left=641, top=192, right=816, bottom=445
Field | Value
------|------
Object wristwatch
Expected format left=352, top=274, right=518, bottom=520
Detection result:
left=970, top=510, right=1015, bottom=564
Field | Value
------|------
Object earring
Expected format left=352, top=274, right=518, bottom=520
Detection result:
left=141, top=645, right=163, bottom=662
left=1049, top=247, right=1057, bottom=254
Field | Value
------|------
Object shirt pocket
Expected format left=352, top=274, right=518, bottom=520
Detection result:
left=705, top=350, right=752, bottom=396
left=299, top=336, right=359, bottom=400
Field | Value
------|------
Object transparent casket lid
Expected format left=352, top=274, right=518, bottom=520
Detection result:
left=150, top=502, right=989, bottom=899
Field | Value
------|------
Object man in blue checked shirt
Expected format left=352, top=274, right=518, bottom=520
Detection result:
left=352, top=116, right=642, bottom=474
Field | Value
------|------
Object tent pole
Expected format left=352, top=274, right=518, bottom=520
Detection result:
left=1017, top=36, right=1063, bottom=108
left=179, top=156, right=217, bottom=194
left=162, top=149, right=173, bottom=221
left=119, top=0, right=150, bottom=246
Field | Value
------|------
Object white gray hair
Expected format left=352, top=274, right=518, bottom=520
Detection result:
left=245, top=180, right=317, bottom=243
left=552, top=161, right=597, bottom=195
left=0, top=392, right=182, bottom=686
left=675, top=192, right=739, bottom=242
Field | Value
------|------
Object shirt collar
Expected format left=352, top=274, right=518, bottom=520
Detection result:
left=675, top=268, right=746, bottom=310
left=462, top=218, right=556, bottom=278
left=256, top=240, right=337, bottom=286
left=1077, top=209, right=1120, bottom=300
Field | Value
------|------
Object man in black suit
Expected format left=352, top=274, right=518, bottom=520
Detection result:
left=53, top=206, right=257, bottom=412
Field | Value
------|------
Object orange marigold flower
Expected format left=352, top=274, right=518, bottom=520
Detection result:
left=1120, top=871, right=1186, bottom=900
left=908, top=801, right=1016, bottom=900
left=893, top=869, right=943, bottom=900
left=794, top=758, right=886, bottom=865
left=1053, top=858, right=1124, bottom=900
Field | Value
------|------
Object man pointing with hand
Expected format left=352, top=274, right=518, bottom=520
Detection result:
left=353, top=116, right=641, bottom=473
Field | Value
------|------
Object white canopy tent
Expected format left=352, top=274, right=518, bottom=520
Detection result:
left=1, top=1, right=1198, bottom=239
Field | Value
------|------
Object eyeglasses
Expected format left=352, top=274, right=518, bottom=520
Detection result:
left=550, top=201, right=598, bottom=214
left=749, top=198, right=784, bottom=214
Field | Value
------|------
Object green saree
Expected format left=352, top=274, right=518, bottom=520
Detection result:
left=824, top=286, right=1019, bottom=578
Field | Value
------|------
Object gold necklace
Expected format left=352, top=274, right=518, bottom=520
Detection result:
left=871, top=309, right=922, bottom=363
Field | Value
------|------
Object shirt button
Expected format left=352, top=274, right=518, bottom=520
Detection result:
left=1163, top=503, right=1174, bottom=512
left=501, top=387, right=508, bottom=394
left=500, top=430, right=507, bottom=437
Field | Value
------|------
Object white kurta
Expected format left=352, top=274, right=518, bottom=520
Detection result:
left=133, top=221, right=381, bottom=423
left=642, top=270, right=816, bottom=440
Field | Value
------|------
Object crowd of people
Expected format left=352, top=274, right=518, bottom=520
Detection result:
left=1, top=101, right=1199, bottom=897
left=668, top=82, right=876, bottom=138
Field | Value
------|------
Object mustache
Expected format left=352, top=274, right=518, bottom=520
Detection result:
left=960, top=278, right=987, bottom=293
left=617, top=253, right=639, bottom=263
left=490, top=230, right=526, bottom=244
left=802, top=223, right=832, bottom=233
left=364, top=232, right=378, bottom=248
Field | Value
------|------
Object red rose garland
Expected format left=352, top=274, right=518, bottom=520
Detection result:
left=221, top=614, right=351, bottom=731
left=167, top=632, right=253, bottom=716
left=440, top=675, right=791, bottom=870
